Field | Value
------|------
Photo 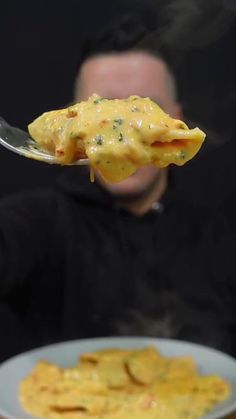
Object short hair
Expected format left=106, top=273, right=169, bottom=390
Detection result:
left=77, top=14, right=178, bottom=100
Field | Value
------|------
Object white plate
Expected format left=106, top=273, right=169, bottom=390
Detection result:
left=0, top=337, right=236, bottom=419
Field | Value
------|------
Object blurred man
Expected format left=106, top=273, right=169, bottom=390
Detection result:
left=75, top=16, right=236, bottom=216
left=0, top=16, right=235, bottom=362
left=73, top=16, right=182, bottom=212
left=76, top=52, right=179, bottom=211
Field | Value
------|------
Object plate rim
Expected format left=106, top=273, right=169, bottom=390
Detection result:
left=1, top=336, right=236, bottom=367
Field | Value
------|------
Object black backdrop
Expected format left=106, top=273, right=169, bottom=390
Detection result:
left=1, top=0, right=235, bottom=198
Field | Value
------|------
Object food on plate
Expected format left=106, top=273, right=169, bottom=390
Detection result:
left=28, top=94, right=205, bottom=182
left=19, top=346, right=229, bottom=419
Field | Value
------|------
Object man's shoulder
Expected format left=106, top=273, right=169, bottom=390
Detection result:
left=167, top=193, right=230, bottom=243
left=0, top=187, right=63, bottom=217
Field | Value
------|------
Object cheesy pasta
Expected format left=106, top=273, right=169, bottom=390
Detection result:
left=19, top=346, right=230, bottom=419
left=28, top=95, right=205, bottom=183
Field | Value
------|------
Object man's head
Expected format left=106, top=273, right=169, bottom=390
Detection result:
left=74, top=17, right=182, bottom=200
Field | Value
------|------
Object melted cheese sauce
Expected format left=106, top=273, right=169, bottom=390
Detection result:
left=19, top=346, right=229, bottom=419
left=28, top=94, right=206, bottom=183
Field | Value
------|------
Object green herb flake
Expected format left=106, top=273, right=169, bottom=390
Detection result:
left=93, top=97, right=105, bottom=104
left=69, top=132, right=84, bottom=140
left=95, top=135, right=104, bottom=145
left=118, top=132, right=124, bottom=142
left=69, top=132, right=80, bottom=140
left=179, top=150, right=186, bottom=159
left=113, top=118, right=124, bottom=130
left=114, top=118, right=123, bottom=125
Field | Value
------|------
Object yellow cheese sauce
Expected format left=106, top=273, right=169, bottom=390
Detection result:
left=19, top=346, right=230, bottom=419
left=28, top=95, right=206, bottom=183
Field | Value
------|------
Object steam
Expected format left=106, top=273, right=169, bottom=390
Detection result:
left=134, top=0, right=235, bottom=145
left=147, top=0, right=236, bottom=48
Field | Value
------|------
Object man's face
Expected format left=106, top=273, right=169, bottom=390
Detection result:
left=75, top=52, right=181, bottom=198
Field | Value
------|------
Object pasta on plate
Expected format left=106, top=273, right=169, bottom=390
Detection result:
left=28, top=95, right=206, bottom=183
left=19, top=346, right=230, bottom=419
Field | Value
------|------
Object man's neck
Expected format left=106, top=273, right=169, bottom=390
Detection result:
left=120, top=171, right=168, bottom=216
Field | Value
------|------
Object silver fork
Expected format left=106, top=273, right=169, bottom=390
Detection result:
left=0, top=117, right=89, bottom=165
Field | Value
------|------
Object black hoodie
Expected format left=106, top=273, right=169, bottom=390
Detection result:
left=0, top=168, right=235, bottom=362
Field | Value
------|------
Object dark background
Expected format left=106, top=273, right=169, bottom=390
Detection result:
left=0, top=0, right=235, bottom=202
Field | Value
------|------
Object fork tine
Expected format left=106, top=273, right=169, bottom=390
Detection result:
left=74, top=159, right=89, bottom=166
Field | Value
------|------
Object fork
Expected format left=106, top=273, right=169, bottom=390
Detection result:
left=0, top=117, right=89, bottom=165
